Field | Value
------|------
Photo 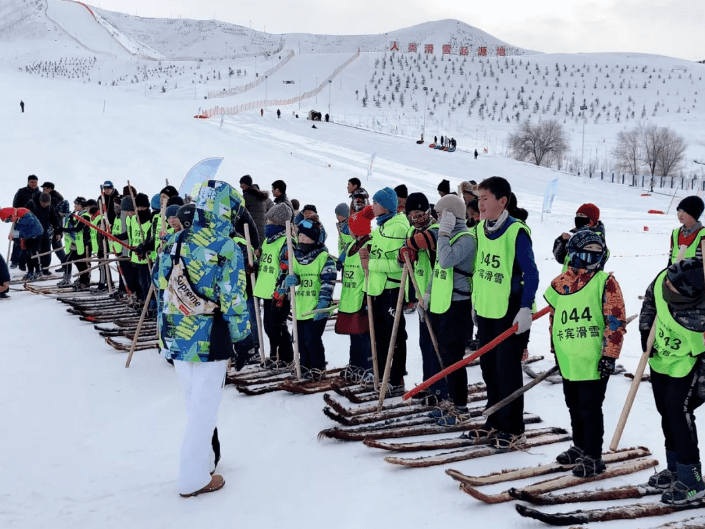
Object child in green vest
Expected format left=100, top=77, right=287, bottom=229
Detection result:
left=398, top=192, right=446, bottom=404
left=337, top=205, right=375, bottom=382
left=253, top=203, right=294, bottom=366
left=473, top=177, right=539, bottom=448
left=360, top=187, right=411, bottom=391
left=282, top=216, right=337, bottom=379
left=87, top=201, right=108, bottom=291
left=669, top=196, right=705, bottom=264
left=425, top=194, right=476, bottom=425
left=57, top=197, right=91, bottom=289
left=639, top=258, right=705, bottom=504
left=335, top=203, right=353, bottom=257
left=545, top=230, right=626, bottom=477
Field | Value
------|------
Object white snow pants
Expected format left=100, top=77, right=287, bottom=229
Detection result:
left=174, top=359, right=228, bottom=495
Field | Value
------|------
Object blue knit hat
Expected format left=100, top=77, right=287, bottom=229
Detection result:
left=166, top=204, right=180, bottom=218
left=372, top=187, right=398, bottom=214
left=151, top=194, right=161, bottom=211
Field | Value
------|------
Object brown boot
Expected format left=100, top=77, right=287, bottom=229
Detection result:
left=180, top=475, right=225, bottom=498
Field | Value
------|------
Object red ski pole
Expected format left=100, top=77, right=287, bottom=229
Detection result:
left=70, top=213, right=136, bottom=251
left=402, top=306, right=551, bottom=400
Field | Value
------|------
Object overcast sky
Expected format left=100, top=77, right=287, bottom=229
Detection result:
left=96, top=0, right=703, bottom=61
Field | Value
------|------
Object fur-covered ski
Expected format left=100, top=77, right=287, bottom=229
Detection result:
left=508, top=481, right=661, bottom=505
left=235, top=369, right=346, bottom=396
left=318, top=413, right=542, bottom=442
left=384, top=430, right=568, bottom=467
left=105, top=336, right=159, bottom=351
left=445, top=446, right=651, bottom=486
left=322, top=393, right=426, bottom=418
left=332, top=384, right=414, bottom=403
left=323, top=401, right=445, bottom=426
left=10, top=273, right=63, bottom=285
left=325, top=404, right=486, bottom=431
left=366, top=426, right=566, bottom=452
left=461, top=458, right=657, bottom=504
left=515, top=497, right=705, bottom=526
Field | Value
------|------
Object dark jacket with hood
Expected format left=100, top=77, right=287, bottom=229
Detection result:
left=13, top=185, right=40, bottom=209
left=242, top=184, right=273, bottom=242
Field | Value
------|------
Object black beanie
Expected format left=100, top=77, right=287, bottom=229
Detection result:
left=678, top=196, right=705, bottom=221
left=437, top=179, right=451, bottom=194
left=405, top=192, right=430, bottom=214
left=135, top=193, right=151, bottom=208
left=167, top=196, right=184, bottom=207
left=160, top=185, right=179, bottom=198
left=394, top=184, right=408, bottom=199
left=240, top=175, right=253, bottom=186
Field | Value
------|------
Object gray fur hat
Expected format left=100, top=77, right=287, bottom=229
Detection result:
left=334, top=203, right=350, bottom=219
left=434, top=194, right=466, bottom=219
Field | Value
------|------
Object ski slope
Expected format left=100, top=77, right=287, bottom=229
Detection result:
left=1, top=3, right=704, bottom=529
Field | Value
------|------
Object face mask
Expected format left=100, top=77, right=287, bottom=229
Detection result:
left=298, top=243, right=317, bottom=254
left=662, top=281, right=704, bottom=309
left=264, top=224, right=284, bottom=238
left=575, top=216, right=591, bottom=229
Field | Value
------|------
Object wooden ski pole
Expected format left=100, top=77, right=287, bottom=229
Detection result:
left=33, top=247, right=63, bottom=260
left=285, top=221, right=301, bottom=379
left=609, top=323, right=655, bottom=451
left=403, top=253, right=445, bottom=370
left=98, top=195, right=114, bottom=294
left=244, top=223, right=266, bottom=363
left=125, top=284, right=156, bottom=368
left=377, top=265, right=409, bottom=410
left=6, top=220, right=16, bottom=262
left=610, top=246, right=687, bottom=450
left=403, top=306, right=552, bottom=400
left=364, top=268, right=380, bottom=391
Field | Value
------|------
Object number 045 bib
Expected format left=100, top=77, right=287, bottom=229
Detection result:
left=472, top=221, right=528, bottom=319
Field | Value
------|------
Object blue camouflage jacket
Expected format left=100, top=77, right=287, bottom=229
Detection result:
left=153, top=181, right=251, bottom=362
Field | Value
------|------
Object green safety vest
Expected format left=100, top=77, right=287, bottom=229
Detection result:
left=367, top=214, right=410, bottom=296
left=670, top=228, right=705, bottom=264
left=407, top=224, right=439, bottom=298
left=253, top=236, right=287, bottom=300
left=292, top=251, right=329, bottom=321
left=90, top=214, right=103, bottom=254
left=65, top=213, right=89, bottom=256
left=338, top=230, right=354, bottom=257
left=650, top=270, right=705, bottom=377
left=110, top=217, right=123, bottom=254
left=544, top=271, right=608, bottom=381
left=472, top=220, right=529, bottom=319
left=339, top=240, right=370, bottom=314
left=127, top=215, right=152, bottom=264
left=430, top=231, right=473, bottom=315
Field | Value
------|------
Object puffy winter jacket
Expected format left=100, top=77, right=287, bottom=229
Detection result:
left=12, top=185, right=40, bottom=209
left=242, top=184, right=273, bottom=241
left=153, top=181, right=251, bottom=362
left=0, top=207, right=44, bottom=239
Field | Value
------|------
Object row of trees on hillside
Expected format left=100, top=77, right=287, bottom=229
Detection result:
left=506, top=119, right=688, bottom=178
left=612, top=124, right=687, bottom=177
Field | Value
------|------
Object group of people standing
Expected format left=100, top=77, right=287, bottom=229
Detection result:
left=4, top=168, right=705, bottom=506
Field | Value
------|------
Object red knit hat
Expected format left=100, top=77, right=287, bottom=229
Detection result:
left=348, top=205, right=375, bottom=236
left=576, top=203, right=600, bottom=225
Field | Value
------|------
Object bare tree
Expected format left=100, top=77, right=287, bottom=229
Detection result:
left=641, top=123, right=664, bottom=177
left=612, top=128, right=642, bottom=174
left=657, top=128, right=688, bottom=177
left=508, top=119, right=569, bottom=167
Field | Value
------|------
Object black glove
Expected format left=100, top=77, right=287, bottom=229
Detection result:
left=598, top=356, right=616, bottom=379
left=245, top=262, right=258, bottom=275
left=135, top=243, right=147, bottom=259
left=233, top=334, right=256, bottom=371
left=640, top=329, right=650, bottom=353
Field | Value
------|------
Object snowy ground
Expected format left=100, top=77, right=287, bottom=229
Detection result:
left=2, top=5, right=705, bottom=529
